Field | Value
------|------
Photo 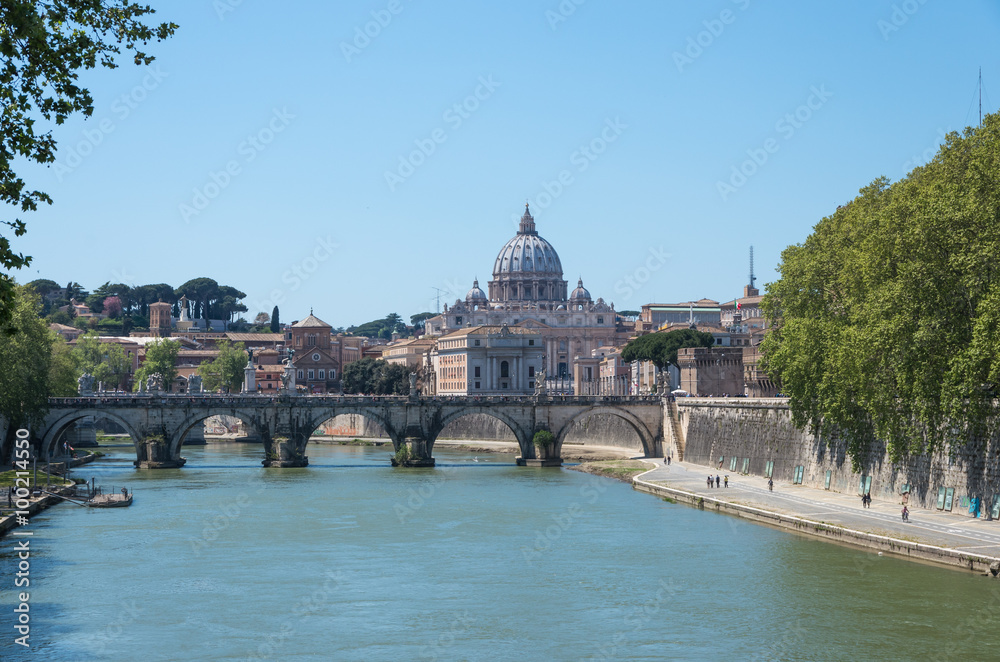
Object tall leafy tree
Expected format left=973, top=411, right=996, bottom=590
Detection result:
left=26, top=279, right=61, bottom=298
left=49, top=337, right=79, bottom=397
left=133, top=338, right=180, bottom=391
left=0, top=3, right=176, bottom=329
left=0, top=286, right=55, bottom=454
left=216, top=285, right=247, bottom=329
left=342, top=358, right=410, bottom=395
left=410, top=312, right=435, bottom=331
left=133, top=283, right=175, bottom=316
left=761, top=114, right=1000, bottom=467
left=74, top=331, right=132, bottom=390
left=103, top=296, right=123, bottom=319
left=175, top=277, right=218, bottom=321
left=621, top=328, right=715, bottom=369
left=197, top=340, right=247, bottom=393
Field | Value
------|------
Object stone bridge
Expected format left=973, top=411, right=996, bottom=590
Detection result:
left=25, top=394, right=665, bottom=469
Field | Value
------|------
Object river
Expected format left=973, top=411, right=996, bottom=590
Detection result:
left=1, top=443, right=998, bottom=661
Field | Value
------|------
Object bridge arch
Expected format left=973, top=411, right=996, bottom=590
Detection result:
left=169, top=409, right=266, bottom=457
left=431, top=407, right=534, bottom=458
left=41, top=410, right=141, bottom=460
left=303, top=407, right=400, bottom=449
left=553, top=406, right=658, bottom=458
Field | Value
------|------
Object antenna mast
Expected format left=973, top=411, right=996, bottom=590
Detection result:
left=431, top=287, right=447, bottom=314
left=748, top=245, right=756, bottom=290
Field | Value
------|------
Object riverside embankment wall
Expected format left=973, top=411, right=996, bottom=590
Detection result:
left=319, top=413, right=644, bottom=451
left=675, top=398, right=1000, bottom=514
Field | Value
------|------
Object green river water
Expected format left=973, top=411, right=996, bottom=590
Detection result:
left=1, top=443, right=999, bottom=661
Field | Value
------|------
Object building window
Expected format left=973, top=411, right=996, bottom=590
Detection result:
left=474, top=366, right=481, bottom=377
left=475, top=381, right=480, bottom=389
left=331, top=368, right=336, bottom=379
left=528, top=366, right=535, bottom=377
left=455, top=316, right=463, bottom=325
left=597, top=316, right=604, bottom=324
left=529, top=381, right=534, bottom=389
left=312, top=353, right=321, bottom=361
left=307, top=334, right=316, bottom=346
left=474, top=339, right=480, bottom=346
left=308, top=369, right=315, bottom=380
left=716, top=338, right=722, bottom=345
left=286, top=332, right=292, bottom=340
left=297, top=370, right=303, bottom=379
left=528, top=339, right=534, bottom=346
left=559, top=340, right=567, bottom=351
left=500, top=361, right=509, bottom=378
left=318, top=369, right=325, bottom=379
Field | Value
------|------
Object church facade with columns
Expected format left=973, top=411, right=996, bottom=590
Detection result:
left=423, top=205, right=626, bottom=391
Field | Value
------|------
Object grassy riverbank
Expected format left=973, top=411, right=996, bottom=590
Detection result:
left=566, top=460, right=650, bottom=483
left=0, top=469, right=74, bottom=489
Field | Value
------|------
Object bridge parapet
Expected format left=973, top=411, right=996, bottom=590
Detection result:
left=48, top=394, right=663, bottom=407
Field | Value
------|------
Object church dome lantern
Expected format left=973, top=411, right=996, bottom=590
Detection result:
left=570, top=278, right=591, bottom=302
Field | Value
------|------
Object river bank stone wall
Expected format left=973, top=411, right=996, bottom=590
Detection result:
left=676, top=398, right=1000, bottom=516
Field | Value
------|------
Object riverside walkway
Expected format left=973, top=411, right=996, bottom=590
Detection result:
left=634, top=459, right=1000, bottom=569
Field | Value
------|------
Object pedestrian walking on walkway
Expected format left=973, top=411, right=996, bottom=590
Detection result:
left=902, top=506, right=909, bottom=522
left=707, top=475, right=713, bottom=489
left=724, top=475, right=729, bottom=488
left=768, top=478, right=774, bottom=492
left=667, top=455, right=671, bottom=466
left=715, top=475, right=720, bottom=488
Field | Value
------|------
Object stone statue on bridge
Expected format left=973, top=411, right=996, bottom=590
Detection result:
left=77, top=373, right=94, bottom=396
left=535, top=369, right=546, bottom=395
left=280, top=364, right=295, bottom=393
left=188, top=374, right=203, bottom=394
left=409, top=372, right=418, bottom=395
left=146, top=373, right=163, bottom=393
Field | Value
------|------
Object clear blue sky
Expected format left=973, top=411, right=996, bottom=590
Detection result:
left=14, top=0, right=1000, bottom=326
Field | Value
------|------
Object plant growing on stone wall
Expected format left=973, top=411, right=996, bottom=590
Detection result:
left=265, top=436, right=288, bottom=461
left=533, top=430, right=555, bottom=450
left=394, top=444, right=411, bottom=464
